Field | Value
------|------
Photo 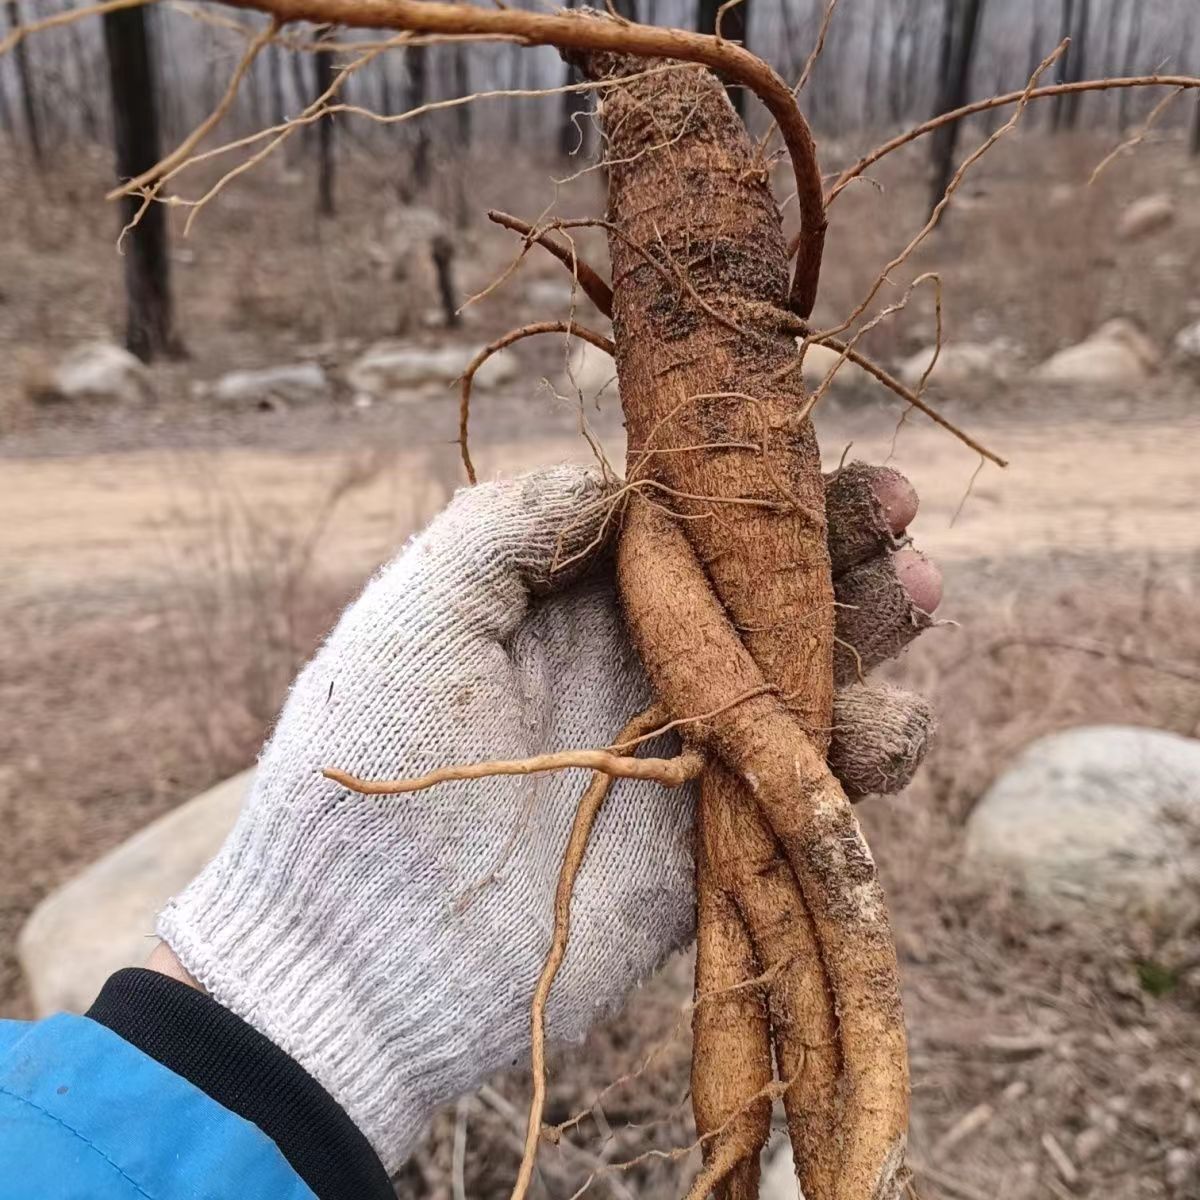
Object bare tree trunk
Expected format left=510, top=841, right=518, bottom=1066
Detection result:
left=1118, top=2, right=1142, bottom=132
left=887, top=1, right=913, bottom=122
left=1062, top=0, right=1090, bottom=128
left=267, top=43, right=286, bottom=126
left=313, top=33, right=335, bottom=217
left=1024, top=4, right=1044, bottom=128
left=696, top=0, right=750, bottom=116
left=452, top=45, right=471, bottom=148
left=6, top=0, right=42, bottom=165
left=102, top=4, right=179, bottom=361
left=1051, top=0, right=1074, bottom=131
left=1192, top=97, right=1200, bottom=156
left=66, top=4, right=100, bottom=142
left=431, top=233, right=461, bottom=328
left=928, top=0, right=986, bottom=217
left=559, top=0, right=589, bottom=157
left=862, top=0, right=883, bottom=128
left=0, top=62, right=13, bottom=137
left=406, top=43, right=431, bottom=196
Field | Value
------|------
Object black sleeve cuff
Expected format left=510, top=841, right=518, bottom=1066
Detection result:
left=87, top=968, right=393, bottom=1200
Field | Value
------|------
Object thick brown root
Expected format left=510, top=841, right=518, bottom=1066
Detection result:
left=701, top=760, right=842, bottom=1200
left=619, top=498, right=909, bottom=1200
left=691, top=777, right=771, bottom=1200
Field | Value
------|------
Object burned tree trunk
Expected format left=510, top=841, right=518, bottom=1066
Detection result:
left=1062, top=0, right=1090, bottom=128
left=1118, top=2, right=1142, bottom=132
left=1051, top=0, right=1075, bottom=131
left=6, top=0, right=42, bottom=166
left=696, top=0, right=750, bottom=117
left=103, top=3, right=180, bottom=361
left=405, top=42, right=431, bottom=197
left=559, top=0, right=589, bottom=157
left=313, top=31, right=336, bottom=217
left=928, top=0, right=986, bottom=217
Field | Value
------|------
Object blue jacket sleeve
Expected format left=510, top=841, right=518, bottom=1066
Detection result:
left=0, top=1014, right=315, bottom=1200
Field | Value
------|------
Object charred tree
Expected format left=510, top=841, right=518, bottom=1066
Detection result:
left=1118, top=1, right=1142, bottom=131
left=266, top=43, right=286, bottom=126
left=696, top=0, right=750, bottom=117
left=6, top=0, right=42, bottom=165
left=452, top=45, right=471, bottom=148
left=1062, top=0, right=1090, bottom=128
left=405, top=43, right=431, bottom=197
left=103, top=3, right=180, bottom=361
left=1051, top=0, right=1075, bottom=131
left=559, top=0, right=590, bottom=158
left=928, top=0, right=986, bottom=217
left=313, top=30, right=336, bottom=217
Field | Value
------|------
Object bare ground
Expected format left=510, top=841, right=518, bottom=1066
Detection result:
left=2, top=128, right=1199, bottom=1198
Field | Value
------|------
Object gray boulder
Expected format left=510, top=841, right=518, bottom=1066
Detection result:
left=34, top=342, right=153, bottom=406
left=211, top=362, right=329, bottom=408
left=347, top=340, right=518, bottom=399
left=1173, top=319, right=1200, bottom=368
left=18, top=771, right=250, bottom=1015
left=964, top=726, right=1200, bottom=922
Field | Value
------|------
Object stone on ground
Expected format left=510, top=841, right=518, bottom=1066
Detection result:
left=17, top=771, right=251, bottom=1015
left=348, top=340, right=518, bottom=399
left=1172, top=319, right=1200, bottom=368
left=963, top=726, right=1200, bottom=923
left=32, top=342, right=153, bottom=406
left=1033, top=319, right=1158, bottom=385
left=1116, top=193, right=1176, bottom=241
left=211, top=362, right=329, bottom=408
left=896, top=339, right=1014, bottom=388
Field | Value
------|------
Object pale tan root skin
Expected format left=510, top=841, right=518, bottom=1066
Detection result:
left=691, top=775, right=771, bottom=1200
left=620, top=499, right=909, bottom=1200
left=585, top=46, right=907, bottom=1200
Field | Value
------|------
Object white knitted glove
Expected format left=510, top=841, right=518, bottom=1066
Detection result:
left=158, top=466, right=691, bottom=1171
left=158, top=462, right=936, bottom=1173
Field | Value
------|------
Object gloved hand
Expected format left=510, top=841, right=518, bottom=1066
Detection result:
left=157, top=462, right=939, bottom=1172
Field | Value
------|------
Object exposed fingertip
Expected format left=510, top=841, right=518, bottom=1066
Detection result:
left=871, top=468, right=919, bottom=535
left=893, top=547, right=942, bottom=614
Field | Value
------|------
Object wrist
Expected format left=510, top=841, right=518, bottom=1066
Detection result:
left=145, top=940, right=204, bottom=992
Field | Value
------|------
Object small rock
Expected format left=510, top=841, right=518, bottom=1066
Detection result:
left=347, top=341, right=518, bottom=399
left=18, top=771, right=251, bottom=1015
left=963, top=726, right=1200, bottom=923
left=896, top=339, right=1014, bottom=389
left=1172, top=319, right=1200, bottom=367
left=1033, top=318, right=1158, bottom=385
left=32, top=342, right=153, bottom=406
left=1116, top=193, right=1176, bottom=241
left=211, top=362, right=329, bottom=408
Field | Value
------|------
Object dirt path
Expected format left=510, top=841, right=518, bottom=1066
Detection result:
left=5, top=400, right=1199, bottom=612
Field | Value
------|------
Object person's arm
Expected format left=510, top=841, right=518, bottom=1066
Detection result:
left=1, top=463, right=938, bottom=1198
left=0, top=974, right=373, bottom=1200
